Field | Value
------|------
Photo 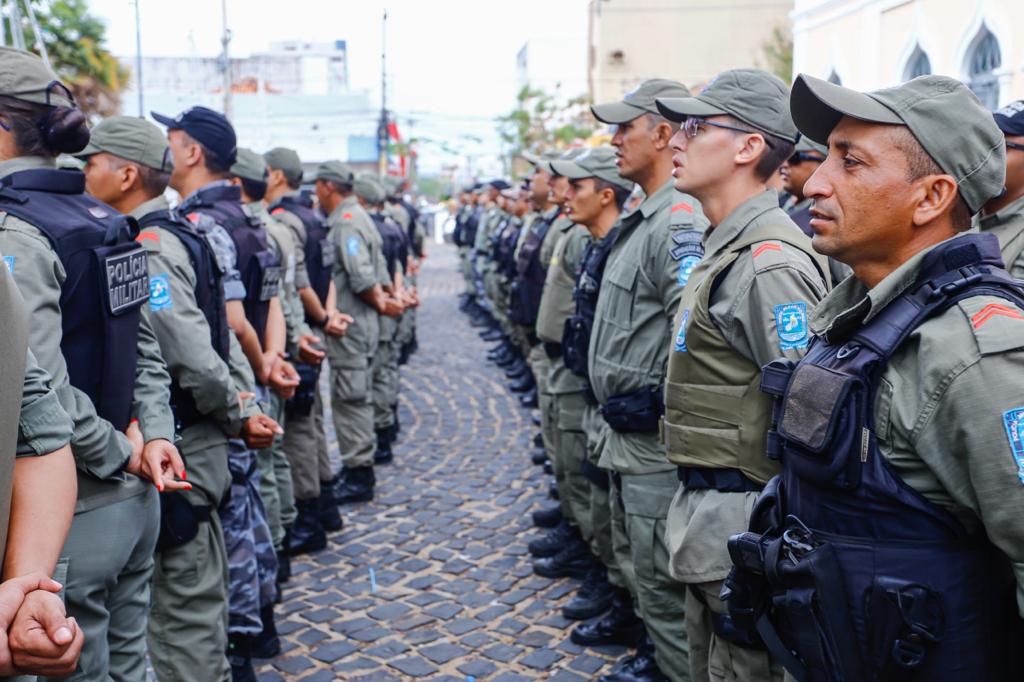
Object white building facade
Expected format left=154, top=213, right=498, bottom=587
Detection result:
left=792, top=0, right=1024, bottom=109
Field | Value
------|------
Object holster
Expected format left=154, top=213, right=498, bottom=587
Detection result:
left=600, top=385, right=663, bottom=433
left=285, top=362, right=320, bottom=418
left=156, top=492, right=211, bottom=552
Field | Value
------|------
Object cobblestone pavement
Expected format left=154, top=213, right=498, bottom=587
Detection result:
left=256, top=244, right=624, bottom=681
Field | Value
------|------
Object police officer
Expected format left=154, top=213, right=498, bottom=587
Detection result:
left=533, top=148, right=635, bottom=626
left=780, top=137, right=826, bottom=236
left=655, top=69, right=830, bottom=682
left=316, top=162, right=402, bottom=504
left=980, top=101, right=1024, bottom=277
left=77, top=115, right=280, bottom=682
left=725, top=74, right=1024, bottom=682
left=583, top=78, right=710, bottom=682
left=0, top=49, right=188, bottom=681
left=263, top=148, right=351, bottom=551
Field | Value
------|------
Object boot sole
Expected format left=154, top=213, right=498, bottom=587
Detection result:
left=528, top=544, right=563, bottom=558
left=532, top=562, right=592, bottom=580
left=336, top=492, right=374, bottom=505
left=569, top=624, right=645, bottom=648
left=286, top=538, right=328, bottom=556
left=562, top=598, right=614, bottom=621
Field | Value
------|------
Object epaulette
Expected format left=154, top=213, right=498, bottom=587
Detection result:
left=958, top=296, right=1024, bottom=355
left=750, top=240, right=788, bottom=272
left=669, top=199, right=696, bottom=227
left=136, top=230, right=162, bottom=254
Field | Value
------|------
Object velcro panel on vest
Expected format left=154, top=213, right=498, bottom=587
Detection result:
left=778, top=364, right=855, bottom=452
left=957, top=296, right=1024, bottom=355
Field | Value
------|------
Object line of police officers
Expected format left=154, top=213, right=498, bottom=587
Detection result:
left=0, top=46, right=425, bottom=681
left=456, top=67, right=1024, bottom=682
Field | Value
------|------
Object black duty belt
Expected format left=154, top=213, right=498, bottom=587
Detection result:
left=677, top=466, right=764, bottom=493
left=543, top=341, right=563, bottom=360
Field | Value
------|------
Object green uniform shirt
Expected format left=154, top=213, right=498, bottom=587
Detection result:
left=248, top=201, right=310, bottom=356
left=133, top=195, right=243, bottom=447
left=0, top=157, right=174, bottom=513
left=812, top=233, right=1024, bottom=615
left=588, top=180, right=709, bottom=474
left=327, top=195, right=386, bottom=363
left=536, top=219, right=590, bottom=395
left=978, top=193, right=1024, bottom=280
left=16, top=347, right=72, bottom=457
left=267, top=192, right=312, bottom=291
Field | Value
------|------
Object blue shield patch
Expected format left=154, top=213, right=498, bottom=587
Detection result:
left=774, top=302, right=809, bottom=350
left=673, top=309, right=690, bottom=353
left=149, top=273, right=172, bottom=312
left=346, top=235, right=361, bottom=256
left=1002, top=408, right=1024, bottom=485
left=2, top=255, right=13, bottom=273
left=677, top=255, right=700, bottom=287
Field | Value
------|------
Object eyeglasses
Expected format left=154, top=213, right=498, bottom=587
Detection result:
left=1007, top=141, right=1024, bottom=152
left=683, top=117, right=774, bottom=148
left=787, top=152, right=826, bottom=165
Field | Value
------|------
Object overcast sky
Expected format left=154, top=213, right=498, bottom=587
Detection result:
left=90, top=0, right=591, bottom=174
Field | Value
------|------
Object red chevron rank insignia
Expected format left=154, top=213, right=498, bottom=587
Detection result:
left=971, top=303, right=1024, bottom=329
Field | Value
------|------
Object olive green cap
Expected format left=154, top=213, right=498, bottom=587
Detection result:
left=230, top=148, right=268, bottom=182
left=794, top=136, right=828, bottom=157
left=75, top=116, right=170, bottom=172
left=381, top=175, right=405, bottom=195
left=790, top=73, right=1005, bottom=214
left=354, top=173, right=386, bottom=203
left=0, top=47, right=74, bottom=108
left=542, top=148, right=584, bottom=175
left=549, top=146, right=634, bottom=192
left=315, top=160, right=355, bottom=185
left=264, top=147, right=303, bottom=185
left=592, top=78, right=691, bottom=124
left=523, top=150, right=559, bottom=169
left=656, top=68, right=798, bottom=143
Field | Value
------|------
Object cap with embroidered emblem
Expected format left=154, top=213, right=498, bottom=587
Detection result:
left=76, top=116, right=170, bottom=172
left=592, top=78, right=691, bottom=125
left=789, top=73, right=1005, bottom=214
left=656, top=68, right=798, bottom=143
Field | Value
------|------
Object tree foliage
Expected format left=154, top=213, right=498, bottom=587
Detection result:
left=4, top=1, right=127, bottom=117
left=498, top=85, right=596, bottom=156
left=759, top=24, right=793, bottom=85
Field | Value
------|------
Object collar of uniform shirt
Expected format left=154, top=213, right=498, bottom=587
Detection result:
left=701, top=189, right=780, bottom=260
left=978, top=191, right=1024, bottom=230
left=810, top=232, right=972, bottom=338
left=129, top=194, right=170, bottom=220
left=0, top=154, right=53, bottom=180
left=631, top=178, right=674, bottom=220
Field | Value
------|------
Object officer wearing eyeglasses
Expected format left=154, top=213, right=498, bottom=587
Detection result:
left=979, top=100, right=1024, bottom=278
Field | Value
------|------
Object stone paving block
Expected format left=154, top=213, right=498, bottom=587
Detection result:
left=481, top=643, right=523, bottom=663
left=445, top=617, right=484, bottom=635
left=387, top=655, right=439, bottom=677
left=521, top=647, right=565, bottom=670
left=367, top=601, right=412, bottom=621
left=458, top=659, right=498, bottom=678
left=309, top=640, right=358, bottom=663
left=419, top=641, right=470, bottom=664
left=365, top=639, right=411, bottom=658
left=424, top=602, right=464, bottom=620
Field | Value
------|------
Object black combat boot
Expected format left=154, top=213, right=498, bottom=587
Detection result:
left=570, top=589, right=645, bottom=648
left=287, top=498, right=327, bottom=556
left=598, top=635, right=668, bottom=682
left=528, top=518, right=574, bottom=557
left=505, top=357, right=529, bottom=378
left=509, top=371, right=535, bottom=393
left=480, top=327, right=504, bottom=342
left=531, top=449, right=548, bottom=466
left=318, top=481, right=344, bottom=532
left=227, top=634, right=257, bottom=682
left=334, top=466, right=375, bottom=504
left=519, top=386, right=539, bottom=408
left=532, top=533, right=594, bottom=580
left=391, top=403, right=401, bottom=436
left=533, top=432, right=544, bottom=448
left=251, top=604, right=281, bottom=659
left=542, top=459, right=553, bottom=475
left=531, top=504, right=562, bottom=528
left=276, top=528, right=292, bottom=585
left=563, top=563, right=614, bottom=620
left=374, top=428, right=394, bottom=464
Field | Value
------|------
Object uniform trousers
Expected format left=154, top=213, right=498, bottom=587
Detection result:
left=282, top=385, right=333, bottom=500
left=148, top=426, right=231, bottom=682
left=257, top=392, right=295, bottom=551
left=582, top=403, right=626, bottom=590
left=330, top=356, right=375, bottom=469
left=49, top=487, right=158, bottom=682
left=373, top=317, right=400, bottom=431
left=553, top=390, right=589, bottom=533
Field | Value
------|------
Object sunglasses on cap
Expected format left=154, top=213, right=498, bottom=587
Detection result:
left=1007, top=141, right=1024, bottom=152
left=787, top=151, right=826, bottom=165
left=683, top=117, right=775, bottom=148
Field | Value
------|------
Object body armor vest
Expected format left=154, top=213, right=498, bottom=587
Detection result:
left=497, top=217, right=522, bottom=280
left=563, top=227, right=619, bottom=382
left=725, top=233, right=1024, bottom=682
left=665, top=224, right=827, bottom=488
left=270, top=194, right=334, bottom=309
left=509, top=212, right=554, bottom=326
left=182, top=184, right=281, bottom=346
left=138, top=208, right=231, bottom=429
left=0, top=168, right=147, bottom=430
left=370, top=211, right=408, bottom=279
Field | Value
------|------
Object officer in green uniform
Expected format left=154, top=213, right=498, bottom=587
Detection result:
left=655, top=69, right=830, bottom=682
left=263, top=148, right=351, bottom=550
left=584, top=78, right=709, bottom=682
left=980, top=101, right=1024, bottom=276
left=0, top=54, right=189, bottom=682
left=722, top=74, right=1024, bottom=682
left=535, top=148, right=635, bottom=624
left=80, top=115, right=281, bottom=682
left=317, top=162, right=402, bottom=504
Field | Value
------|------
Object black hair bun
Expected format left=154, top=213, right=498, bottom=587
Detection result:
left=39, top=106, right=90, bottom=154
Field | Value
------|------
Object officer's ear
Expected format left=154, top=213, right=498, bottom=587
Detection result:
left=911, top=173, right=960, bottom=228
left=118, top=162, right=140, bottom=193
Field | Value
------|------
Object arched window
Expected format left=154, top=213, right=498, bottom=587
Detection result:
left=827, top=70, right=842, bottom=85
left=966, top=26, right=1001, bottom=110
left=903, top=45, right=931, bottom=81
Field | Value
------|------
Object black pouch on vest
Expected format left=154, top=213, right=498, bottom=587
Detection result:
left=600, top=385, right=663, bottom=433
left=285, top=362, right=320, bottom=418
left=156, top=492, right=210, bottom=552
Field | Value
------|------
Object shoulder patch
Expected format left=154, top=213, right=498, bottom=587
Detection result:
left=346, top=235, right=361, bottom=256
left=1001, top=407, right=1024, bottom=485
left=669, top=229, right=704, bottom=261
left=751, top=240, right=788, bottom=272
left=3, top=255, right=13, bottom=273
left=149, top=273, right=173, bottom=312
left=673, top=309, right=690, bottom=353
left=136, top=230, right=162, bottom=253
left=958, top=297, right=1024, bottom=355
left=670, top=201, right=696, bottom=227
left=774, top=302, right=809, bottom=351
left=342, top=212, right=353, bottom=220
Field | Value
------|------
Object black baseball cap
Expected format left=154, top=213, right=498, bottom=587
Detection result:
left=151, top=106, right=237, bottom=165
left=994, top=100, right=1024, bottom=136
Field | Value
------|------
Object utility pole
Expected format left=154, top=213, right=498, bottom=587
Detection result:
left=220, top=0, right=233, bottom=120
left=377, top=9, right=388, bottom=177
left=133, top=0, right=143, bottom=117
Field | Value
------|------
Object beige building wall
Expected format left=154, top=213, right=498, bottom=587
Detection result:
left=588, top=0, right=794, bottom=102
left=792, top=0, right=1024, bottom=108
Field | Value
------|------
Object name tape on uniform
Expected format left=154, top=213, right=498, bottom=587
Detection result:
left=106, top=249, right=150, bottom=315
